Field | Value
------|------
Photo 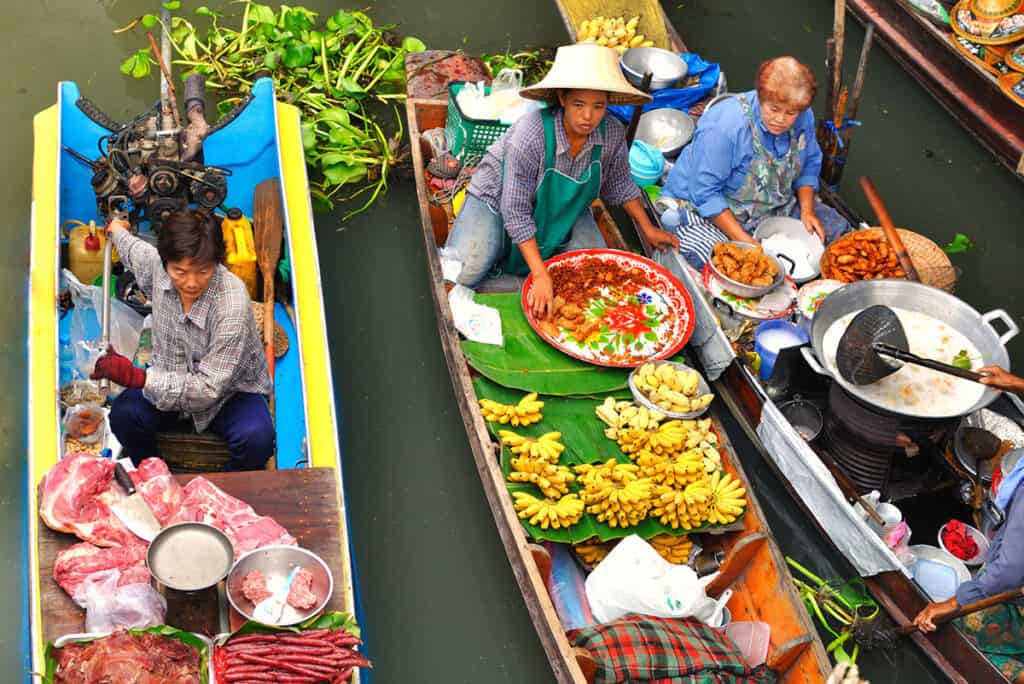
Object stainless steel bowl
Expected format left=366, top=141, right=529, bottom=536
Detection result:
left=147, top=522, right=234, bottom=592
left=628, top=360, right=713, bottom=419
left=226, top=545, right=333, bottom=626
left=708, top=241, right=788, bottom=299
left=621, top=47, right=688, bottom=91
left=634, top=108, right=695, bottom=158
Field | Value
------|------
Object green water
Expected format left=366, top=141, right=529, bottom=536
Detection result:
left=3, top=1, right=1021, bottom=682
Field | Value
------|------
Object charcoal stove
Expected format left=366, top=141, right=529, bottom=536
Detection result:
left=821, top=382, right=958, bottom=497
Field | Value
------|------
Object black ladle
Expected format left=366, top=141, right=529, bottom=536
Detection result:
left=836, top=304, right=984, bottom=385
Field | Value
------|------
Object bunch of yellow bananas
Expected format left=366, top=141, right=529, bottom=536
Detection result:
left=635, top=448, right=705, bottom=487
left=576, top=15, right=655, bottom=53
left=706, top=471, right=747, bottom=525
left=574, top=540, right=616, bottom=567
left=649, top=533, right=693, bottom=564
left=650, top=479, right=713, bottom=530
left=595, top=398, right=664, bottom=440
left=499, top=430, right=565, bottom=462
left=575, top=459, right=654, bottom=528
left=634, top=362, right=715, bottom=415
left=509, top=457, right=576, bottom=499
left=512, top=491, right=585, bottom=529
left=480, top=392, right=544, bottom=426
left=647, top=419, right=689, bottom=453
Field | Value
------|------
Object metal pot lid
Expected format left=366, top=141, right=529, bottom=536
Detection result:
left=147, top=522, right=234, bottom=592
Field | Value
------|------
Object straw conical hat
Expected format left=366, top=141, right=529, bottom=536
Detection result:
left=952, top=0, right=1024, bottom=44
left=520, top=44, right=652, bottom=105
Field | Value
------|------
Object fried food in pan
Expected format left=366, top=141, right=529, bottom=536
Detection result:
left=711, top=242, right=779, bottom=286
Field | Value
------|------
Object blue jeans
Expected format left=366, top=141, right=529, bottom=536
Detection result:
left=109, top=389, right=275, bottom=471
left=445, top=193, right=606, bottom=288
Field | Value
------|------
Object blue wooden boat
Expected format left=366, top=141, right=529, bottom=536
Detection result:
left=26, top=77, right=367, bottom=682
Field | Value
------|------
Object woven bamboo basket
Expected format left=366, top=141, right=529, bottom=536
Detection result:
left=820, top=227, right=957, bottom=292
left=251, top=302, right=289, bottom=357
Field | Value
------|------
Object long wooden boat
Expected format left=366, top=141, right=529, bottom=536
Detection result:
left=847, top=0, right=1024, bottom=179
left=27, top=77, right=364, bottom=681
left=551, top=1, right=1012, bottom=681
left=405, top=55, right=832, bottom=684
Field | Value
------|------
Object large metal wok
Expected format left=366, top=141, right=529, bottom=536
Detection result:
left=800, top=280, right=1018, bottom=419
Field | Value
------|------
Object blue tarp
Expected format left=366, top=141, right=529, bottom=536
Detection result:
left=608, top=53, right=721, bottom=123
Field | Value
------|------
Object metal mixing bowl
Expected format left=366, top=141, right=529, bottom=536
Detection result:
left=147, top=522, right=234, bottom=592
left=226, top=545, right=333, bottom=626
left=634, top=108, right=695, bottom=158
left=621, top=47, right=688, bottom=91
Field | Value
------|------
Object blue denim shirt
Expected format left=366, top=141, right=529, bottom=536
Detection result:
left=956, top=485, right=1024, bottom=606
left=662, top=90, right=823, bottom=219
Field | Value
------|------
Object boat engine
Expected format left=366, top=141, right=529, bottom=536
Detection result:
left=68, top=73, right=227, bottom=229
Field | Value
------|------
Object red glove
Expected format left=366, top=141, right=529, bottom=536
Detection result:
left=91, top=347, right=146, bottom=388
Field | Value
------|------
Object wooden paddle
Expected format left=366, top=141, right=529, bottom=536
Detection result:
left=625, top=72, right=653, bottom=146
left=858, top=176, right=920, bottom=282
left=899, top=585, right=1024, bottom=636
left=254, top=178, right=284, bottom=377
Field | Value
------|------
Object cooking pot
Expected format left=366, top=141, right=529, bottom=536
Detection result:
left=800, top=279, right=1018, bottom=419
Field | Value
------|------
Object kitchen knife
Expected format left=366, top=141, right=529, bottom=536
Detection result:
left=110, top=462, right=161, bottom=542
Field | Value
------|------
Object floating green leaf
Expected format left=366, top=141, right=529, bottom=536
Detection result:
left=141, top=13, right=159, bottom=28
left=944, top=232, right=975, bottom=254
left=282, top=41, right=314, bottom=68
left=162, top=1, right=181, bottom=10
left=401, top=36, right=426, bottom=52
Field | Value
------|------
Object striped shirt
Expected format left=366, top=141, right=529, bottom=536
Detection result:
left=111, top=230, right=272, bottom=431
left=466, top=108, right=641, bottom=244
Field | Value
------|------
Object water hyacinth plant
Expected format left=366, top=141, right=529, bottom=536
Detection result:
left=118, top=2, right=426, bottom=218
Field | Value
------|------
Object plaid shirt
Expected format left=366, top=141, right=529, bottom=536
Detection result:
left=568, top=615, right=775, bottom=684
left=111, top=230, right=272, bottom=431
left=466, top=108, right=641, bottom=244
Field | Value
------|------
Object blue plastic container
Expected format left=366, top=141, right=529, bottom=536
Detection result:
left=629, top=140, right=664, bottom=187
left=754, top=319, right=809, bottom=381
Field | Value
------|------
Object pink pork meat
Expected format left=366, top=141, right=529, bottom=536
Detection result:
left=53, top=542, right=150, bottom=598
left=241, top=570, right=273, bottom=603
left=286, top=567, right=318, bottom=610
left=39, top=454, right=142, bottom=547
left=127, top=458, right=183, bottom=526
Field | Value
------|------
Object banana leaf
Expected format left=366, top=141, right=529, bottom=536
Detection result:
left=461, top=293, right=630, bottom=396
left=474, top=377, right=739, bottom=542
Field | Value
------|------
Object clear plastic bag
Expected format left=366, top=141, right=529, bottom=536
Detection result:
left=63, top=268, right=144, bottom=377
left=74, top=569, right=168, bottom=633
left=62, top=402, right=107, bottom=444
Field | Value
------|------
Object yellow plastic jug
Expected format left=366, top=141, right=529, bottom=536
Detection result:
left=63, top=220, right=118, bottom=285
left=221, top=208, right=257, bottom=298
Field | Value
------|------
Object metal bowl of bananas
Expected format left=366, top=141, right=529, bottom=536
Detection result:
left=628, top=361, right=714, bottom=419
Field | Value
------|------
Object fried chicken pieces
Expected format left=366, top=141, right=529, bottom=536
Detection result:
left=711, top=242, right=778, bottom=287
left=823, top=231, right=904, bottom=283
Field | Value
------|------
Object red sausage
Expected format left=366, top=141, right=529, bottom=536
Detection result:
left=237, top=653, right=332, bottom=679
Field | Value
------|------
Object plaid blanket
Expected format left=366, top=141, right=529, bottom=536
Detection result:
left=568, top=615, right=776, bottom=684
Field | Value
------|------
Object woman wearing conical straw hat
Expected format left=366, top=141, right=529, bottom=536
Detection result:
left=445, top=44, right=679, bottom=319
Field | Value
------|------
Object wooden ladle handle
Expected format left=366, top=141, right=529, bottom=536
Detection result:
left=859, top=176, right=920, bottom=282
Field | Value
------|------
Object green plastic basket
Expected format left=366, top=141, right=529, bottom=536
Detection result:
left=446, top=82, right=511, bottom=164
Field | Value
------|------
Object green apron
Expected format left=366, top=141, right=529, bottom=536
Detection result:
left=501, top=109, right=604, bottom=276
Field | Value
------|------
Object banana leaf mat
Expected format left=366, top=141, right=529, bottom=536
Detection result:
left=461, top=293, right=630, bottom=397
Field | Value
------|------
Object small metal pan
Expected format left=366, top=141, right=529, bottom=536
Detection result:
left=147, top=522, right=234, bottom=592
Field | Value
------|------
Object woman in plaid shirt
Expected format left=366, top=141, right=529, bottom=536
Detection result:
left=444, top=44, right=679, bottom=319
left=92, top=209, right=274, bottom=470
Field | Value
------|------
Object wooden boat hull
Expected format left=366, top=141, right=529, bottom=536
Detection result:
left=27, top=78, right=362, bottom=681
left=406, top=90, right=831, bottom=683
left=847, top=0, right=1024, bottom=178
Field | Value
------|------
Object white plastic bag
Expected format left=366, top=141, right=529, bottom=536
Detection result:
left=75, top=569, right=167, bottom=633
left=585, top=535, right=717, bottom=623
left=63, top=268, right=144, bottom=374
left=455, top=81, right=495, bottom=120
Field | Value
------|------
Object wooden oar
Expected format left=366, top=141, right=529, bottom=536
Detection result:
left=899, top=586, right=1024, bottom=636
left=254, top=178, right=284, bottom=377
left=625, top=72, right=653, bottom=146
left=858, top=176, right=920, bottom=282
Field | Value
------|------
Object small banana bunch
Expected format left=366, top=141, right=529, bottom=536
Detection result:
left=651, top=480, right=713, bottom=530
left=576, top=15, right=655, bottom=54
left=512, top=491, right=585, bottom=529
left=595, top=397, right=664, bottom=440
left=647, top=420, right=688, bottom=453
left=509, top=457, right=576, bottom=499
left=634, top=362, right=715, bottom=415
left=701, top=444, right=722, bottom=473
left=706, top=471, right=747, bottom=525
left=574, top=540, right=616, bottom=567
left=648, top=533, right=693, bottom=564
left=636, top=448, right=705, bottom=487
left=575, top=459, right=654, bottom=528
left=499, top=430, right=565, bottom=463
left=480, top=392, right=544, bottom=426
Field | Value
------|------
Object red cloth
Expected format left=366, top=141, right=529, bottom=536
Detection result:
left=942, top=519, right=978, bottom=560
left=91, top=348, right=146, bottom=388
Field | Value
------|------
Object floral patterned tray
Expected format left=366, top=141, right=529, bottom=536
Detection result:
left=701, top=263, right=797, bottom=320
left=521, top=249, right=695, bottom=368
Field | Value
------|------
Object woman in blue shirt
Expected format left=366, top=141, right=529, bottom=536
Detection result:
left=914, top=366, right=1024, bottom=683
left=662, top=56, right=849, bottom=268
